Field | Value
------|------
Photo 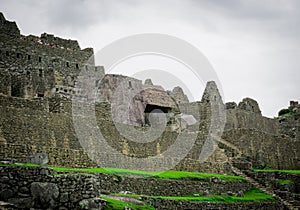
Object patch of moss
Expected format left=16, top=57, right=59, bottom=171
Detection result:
left=278, top=180, right=294, bottom=185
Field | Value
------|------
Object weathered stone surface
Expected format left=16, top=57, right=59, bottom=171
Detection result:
left=19, top=186, right=29, bottom=194
left=0, top=188, right=14, bottom=201
left=23, top=153, right=49, bottom=165
left=79, top=198, right=107, bottom=210
left=31, top=182, right=59, bottom=208
left=0, top=12, right=94, bottom=99
left=226, top=102, right=237, bottom=109
left=0, top=13, right=20, bottom=38
left=201, top=81, right=223, bottom=104
left=7, top=197, right=33, bottom=209
left=97, top=74, right=175, bottom=126
left=144, top=78, right=153, bottom=85
left=168, top=86, right=189, bottom=104
left=60, top=192, right=69, bottom=203
left=238, top=97, right=261, bottom=114
left=142, top=85, right=176, bottom=108
left=0, top=201, right=17, bottom=209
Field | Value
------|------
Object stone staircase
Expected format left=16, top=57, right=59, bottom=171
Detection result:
left=229, top=163, right=297, bottom=210
left=212, top=134, right=299, bottom=210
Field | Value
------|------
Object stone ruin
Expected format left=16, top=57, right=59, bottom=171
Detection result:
left=0, top=12, right=299, bottom=210
left=0, top=12, right=299, bottom=172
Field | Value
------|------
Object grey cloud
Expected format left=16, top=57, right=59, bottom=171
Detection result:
left=191, top=0, right=299, bottom=20
left=188, top=0, right=300, bottom=38
left=43, top=0, right=141, bottom=32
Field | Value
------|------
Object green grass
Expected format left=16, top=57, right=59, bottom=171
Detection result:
left=101, top=196, right=155, bottom=210
left=50, top=166, right=245, bottom=182
left=49, top=165, right=109, bottom=174
left=253, top=168, right=300, bottom=174
left=278, top=180, right=294, bottom=185
left=8, top=163, right=39, bottom=167
left=153, top=170, right=245, bottom=181
left=111, top=188, right=275, bottom=203
left=0, top=163, right=245, bottom=181
left=102, top=189, right=276, bottom=209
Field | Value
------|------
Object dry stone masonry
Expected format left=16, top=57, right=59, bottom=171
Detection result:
left=0, top=12, right=299, bottom=172
left=0, top=12, right=299, bottom=210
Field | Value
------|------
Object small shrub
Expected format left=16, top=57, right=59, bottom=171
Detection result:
left=278, top=108, right=293, bottom=117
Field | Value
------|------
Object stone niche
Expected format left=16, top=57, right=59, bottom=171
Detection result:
left=98, top=74, right=176, bottom=126
left=144, top=104, right=172, bottom=126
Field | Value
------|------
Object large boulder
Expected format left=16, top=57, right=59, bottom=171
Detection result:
left=31, top=182, right=59, bottom=209
left=79, top=198, right=107, bottom=210
left=25, top=153, right=49, bottom=165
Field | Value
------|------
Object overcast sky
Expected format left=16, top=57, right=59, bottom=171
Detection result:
left=2, top=0, right=300, bottom=117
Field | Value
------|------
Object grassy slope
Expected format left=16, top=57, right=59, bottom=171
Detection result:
left=0, top=163, right=245, bottom=181
left=102, top=197, right=155, bottom=210
left=102, top=188, right=276, bottom=210
left=152, top=189, right=276, bottom=202
left=253, top=168, right=300, bottom=174
left=49, top=166, right=246, bottom=181
left=0, top=164, right=278, bottom=209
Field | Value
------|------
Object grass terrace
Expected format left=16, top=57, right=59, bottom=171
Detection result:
left=253, top=168, right=300, bottom=174
left=0, top=163, right=246, bottom=181
left=100, top=188, right=276, bottom=210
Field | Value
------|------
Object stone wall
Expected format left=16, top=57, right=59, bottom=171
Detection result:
left=222, top=98, right=300, bottom=170
left=245, top=171, right=300, bottom=207
left=0, top=12, right=299, bottom=174
left=147, top=199, right=286, bottom=210
left=0, top=12, right=94, bottom=99
left=97, top=74, right=176, bottom=126
left=0, top=166, right=254, bottom=209
left=0, top=92, right=299, bottom=172
left=0, top=93, right=232, bottom=173
left=0, top=13, right=20, bottom=38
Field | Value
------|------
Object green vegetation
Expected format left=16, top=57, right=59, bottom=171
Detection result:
left=157, top=189, right=275, bottom=202
left=278, top=180, right=294, bottom=185
left=0, top=162, right=40, bottom=167
left=278, top=108, right=294, bottom=117
left=153, top=170, right=246, bottom=181
left=101, top=189, right=276, bottom=209
left=253, top=168, right=300, bottom=174
left=101, top=196, right=154, bottom=210
left=110, top=188, right=275, bottom=203
left=49, top=166, right=246, bottom=181
left=0, top=163, right=245, bottom=181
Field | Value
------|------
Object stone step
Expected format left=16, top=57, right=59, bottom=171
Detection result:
left=229, top=164, right=296, bottom=210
